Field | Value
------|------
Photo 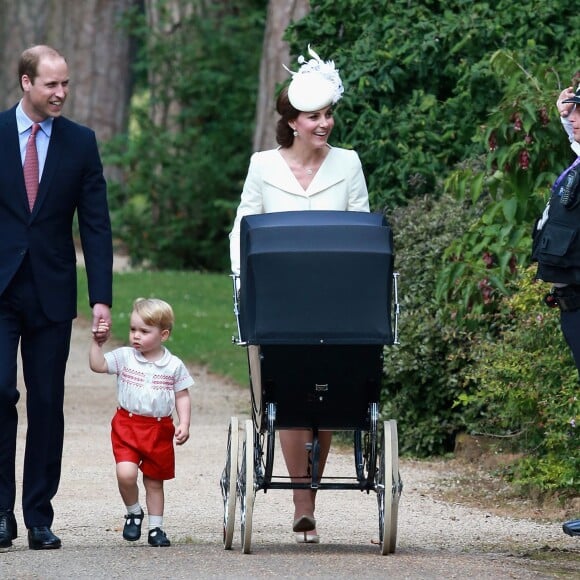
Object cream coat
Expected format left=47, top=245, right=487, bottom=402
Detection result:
left=229, top=145, right=369, bottom=274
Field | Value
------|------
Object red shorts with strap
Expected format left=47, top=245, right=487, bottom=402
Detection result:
left=111, top=407, right=176, bottom=480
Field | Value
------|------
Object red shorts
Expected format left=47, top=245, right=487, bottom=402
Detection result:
left=111, top=408, right=175, bottom=480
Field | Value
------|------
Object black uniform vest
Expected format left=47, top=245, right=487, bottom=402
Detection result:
left=533, top=188, right=580, bottom=283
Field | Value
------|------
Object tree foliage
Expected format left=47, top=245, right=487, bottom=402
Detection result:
left=288, top=0, right=580, bottom=210
left=460, top=267, right=579, bottom=493
left=105, top=0, right=580, bottom=272
left=288, top=1, right=580, bottom=486
left=381, top=194, right=483, bottom=455
left=104, top=0, right=265, bottom=270
left=99, top=0, right=580, bottom=491
left=437, top=52, right=573, bottom=313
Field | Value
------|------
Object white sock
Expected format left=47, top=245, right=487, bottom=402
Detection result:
left=126, top=502, right=142, bottom=516
left=149, top=515, right=163, bottom=530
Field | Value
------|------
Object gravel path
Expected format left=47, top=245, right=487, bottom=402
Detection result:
left=0, top=317, right=578, bottom=579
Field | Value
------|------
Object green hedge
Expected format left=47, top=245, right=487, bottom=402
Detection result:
left=460, top=267, right=579, bottom=493
left=381, top=194, right=481, bottom=455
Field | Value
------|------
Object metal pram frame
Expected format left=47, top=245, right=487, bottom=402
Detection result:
left=220, top=210, right=402, bottom=555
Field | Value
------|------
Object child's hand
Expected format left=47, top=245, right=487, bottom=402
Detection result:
left=92, top=319, right=110, bottom=346
left=175, top=424, right=190, bottom=445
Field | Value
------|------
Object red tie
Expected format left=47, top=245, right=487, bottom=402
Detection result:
left=24, top=123, right=40, bottom=211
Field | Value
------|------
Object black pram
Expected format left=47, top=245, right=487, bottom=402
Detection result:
left=221, top=210, right=402, bottom=554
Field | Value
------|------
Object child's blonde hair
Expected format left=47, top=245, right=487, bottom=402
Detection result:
left=132, top=298, right=174, bottom=331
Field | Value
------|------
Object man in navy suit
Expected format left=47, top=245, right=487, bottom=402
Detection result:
left=0, top=45, right=113, bottom=550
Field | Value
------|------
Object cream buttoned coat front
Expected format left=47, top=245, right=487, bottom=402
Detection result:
left=229, top=145, right=370, bottom=274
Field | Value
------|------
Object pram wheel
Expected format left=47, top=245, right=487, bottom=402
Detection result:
left=221, top=416, right=239, bottom=549
left=354, top=402, right=379, bottom=488
left=239, top=419, right=255, bottom=554
left=377, top=419, right=402, bottom=554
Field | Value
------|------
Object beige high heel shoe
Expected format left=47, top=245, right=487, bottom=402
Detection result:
left=292, top=515, right=316, bottom=532
left=295, top=531, right=320, bottom=544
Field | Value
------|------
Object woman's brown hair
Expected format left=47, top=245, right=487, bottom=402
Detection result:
left=275, top=85, right=300, bottom=148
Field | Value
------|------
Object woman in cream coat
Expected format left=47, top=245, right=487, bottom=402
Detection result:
left=229, top=46, right=369, bottom=543
left=229, top=143, right=369, bottom=275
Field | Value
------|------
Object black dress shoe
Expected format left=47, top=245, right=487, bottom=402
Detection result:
left=28, top=526, right=61, bottom=550
left=148, top=527, right=170, bottom=547
left=123, top=510, right=144, bottom=541
left=0, top=510, right=17, bottom=548
left=563, top=519, right=580, bottom=537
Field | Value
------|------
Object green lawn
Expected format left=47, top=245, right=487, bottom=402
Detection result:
left=77, top=268, right=247, bottom=386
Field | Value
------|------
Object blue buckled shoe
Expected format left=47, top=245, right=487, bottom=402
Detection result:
left=563, top=519, right=580, bottom=537
left=148, top=527, right=170, bottom=547
left=123, top=510, right=144, bottom=541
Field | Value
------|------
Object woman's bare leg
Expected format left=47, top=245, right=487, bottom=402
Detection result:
left=279, top=429, right=332, bottom=534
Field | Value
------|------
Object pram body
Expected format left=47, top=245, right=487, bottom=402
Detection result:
left=221, top=210, right=402, bottom=554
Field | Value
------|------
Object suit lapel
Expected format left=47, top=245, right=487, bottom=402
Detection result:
left=0, top=107, right=32, bottom=216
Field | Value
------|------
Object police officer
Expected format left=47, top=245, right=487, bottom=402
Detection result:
left=532, top=84, right=580, bottom=538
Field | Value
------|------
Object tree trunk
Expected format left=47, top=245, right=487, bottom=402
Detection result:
left=253, top=0, right=310, bottom=152
left=0, top=1, right=53, bottom=108
left=54, top=0, right=136, bottom=145
left=0, top=0, right=136, bottom=181
left=144, top=0, right=197, bottom=131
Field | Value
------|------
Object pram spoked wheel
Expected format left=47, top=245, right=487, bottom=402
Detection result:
left=220, top=416, right=239, bottom=549
left=238, top=419, right=256, bottom=554
left=377, top=419, right=402, bottom=554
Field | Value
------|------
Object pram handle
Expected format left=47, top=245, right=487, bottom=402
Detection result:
left=392, top=272, right=400, bottom=345
left=231, top=274, right=246, bottom=346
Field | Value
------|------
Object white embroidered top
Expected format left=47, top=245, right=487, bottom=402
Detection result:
left=104, top=346, right=194, bottom=417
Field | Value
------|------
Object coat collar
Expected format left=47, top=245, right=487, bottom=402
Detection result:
left=132, top=346, right=172, bottom=367
left=262, top=146, right=345, bottom=197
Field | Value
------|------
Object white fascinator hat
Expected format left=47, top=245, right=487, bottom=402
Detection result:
left=284, top=45, right=344, bottom=112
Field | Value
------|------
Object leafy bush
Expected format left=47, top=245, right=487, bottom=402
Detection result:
left=102, top=0, right=580, bottom=271
left=438, top=51, right=574, bottom=313
left=383, top=194, right=579, bottom=492
left=459, top=267, right=579, bottom=493
left=289, top=0, right=580, bottom=211
left=104, top=0, right=265, bottom=271
left=381, top=194, right=482, bottom=456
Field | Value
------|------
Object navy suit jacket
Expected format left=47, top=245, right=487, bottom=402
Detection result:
left=0, top=105, right=113, bottom=321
